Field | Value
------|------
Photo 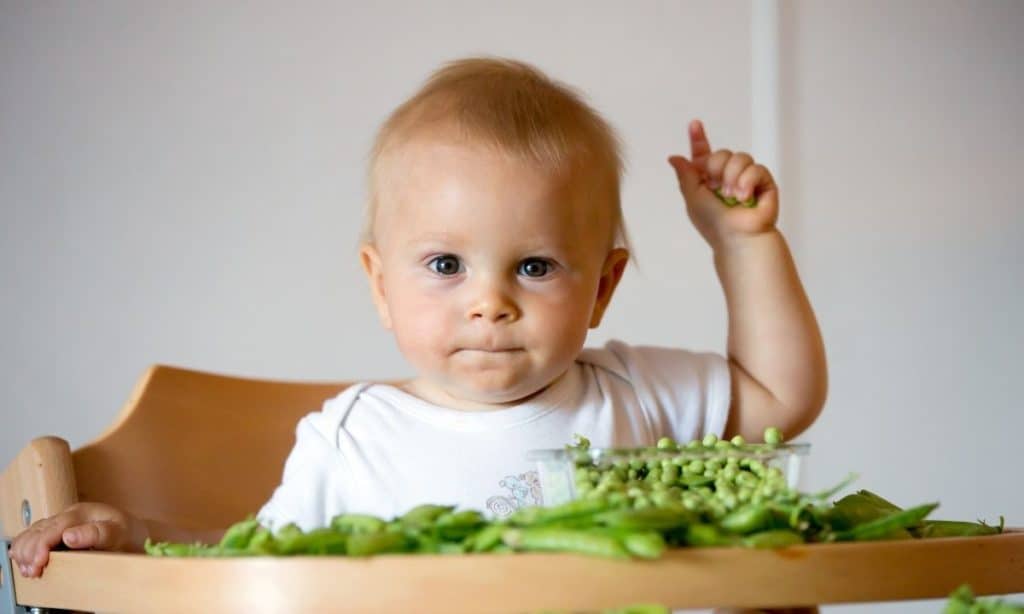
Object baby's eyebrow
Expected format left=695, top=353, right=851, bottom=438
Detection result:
left=406, top=230, right=464, bottom=243
left=404, top=231, right=575, bottom=256
left=403, top=233, right=467, bottom=255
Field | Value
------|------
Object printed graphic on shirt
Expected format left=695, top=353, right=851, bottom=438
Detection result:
left=486, top=470, right=542, bottom=517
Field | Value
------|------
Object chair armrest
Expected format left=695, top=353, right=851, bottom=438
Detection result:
left=0, top=437, right=78, bottom=539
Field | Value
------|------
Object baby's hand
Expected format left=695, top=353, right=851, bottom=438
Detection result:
left=668, top=119, right=779, bottom=249
left=9, top=502, right=144, bottom=578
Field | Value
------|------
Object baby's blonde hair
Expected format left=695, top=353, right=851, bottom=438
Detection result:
left=362, top=56, right=629, bottom=252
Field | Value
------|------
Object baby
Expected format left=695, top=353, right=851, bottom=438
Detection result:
left=11, top=57, right=827, bottom=582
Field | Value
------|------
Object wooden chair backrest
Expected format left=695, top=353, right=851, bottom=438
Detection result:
left=1, top=365, right=350, bottom=537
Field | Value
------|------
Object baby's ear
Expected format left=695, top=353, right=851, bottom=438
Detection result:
left=359, top=244, right=392, bottom=329
left=589, top=248, right=629, bottom=328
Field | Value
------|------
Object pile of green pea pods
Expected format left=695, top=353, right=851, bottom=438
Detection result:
left=145, top=427, right=1004, bottom=559
left=563, top=428, right=1002, bottom=548
left=145, top=498, right=676, bottom=559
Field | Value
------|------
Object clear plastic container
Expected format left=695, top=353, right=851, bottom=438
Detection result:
left=527, top=443, right=811, bottom=507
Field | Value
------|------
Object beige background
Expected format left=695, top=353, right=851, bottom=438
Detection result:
left=2, top=1, right=1021, bottom=611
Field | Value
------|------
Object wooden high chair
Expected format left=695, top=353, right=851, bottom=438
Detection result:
left=2, top=364, right=1023, bottom=614
left=1, top=365, right=349, bottom=537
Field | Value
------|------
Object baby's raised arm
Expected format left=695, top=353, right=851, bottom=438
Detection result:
left=9, top=502, right=225, bottom=578
left=668, top=120, right=828, bottom=442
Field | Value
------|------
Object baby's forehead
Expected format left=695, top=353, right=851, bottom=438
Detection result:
left=383, top=134, right=603, bottom=197
left=385, top=134, right=557, bottom=173
left=371, top=133, right=617, bottom=246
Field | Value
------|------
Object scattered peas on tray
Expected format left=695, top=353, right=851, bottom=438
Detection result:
left=944, top=584, right=1024, bottom=614
left=145, top=427, right=1005, bottom=559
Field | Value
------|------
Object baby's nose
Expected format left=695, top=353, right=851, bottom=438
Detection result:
left=466, top=285, right=520, bottom=323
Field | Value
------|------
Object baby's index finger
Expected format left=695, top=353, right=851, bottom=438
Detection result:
left=689, top=119, right=712, bottom=168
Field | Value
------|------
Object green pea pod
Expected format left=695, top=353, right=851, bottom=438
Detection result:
left=943, top=584, right=1024, bottom=614
left=854, top=490, right=903, bottom=512
left=331, top=513, right=386, bottom=535
left=804, top=503, right=832, bottom=529
left=941, top=600, right=971, bottom=614
left=273, top=524, right=306, bottom=554
left=509, top=498, right=612, bottom=527
left=150, top=541, right=233, bottom=558
left=620, top=531, right=667, bottom=559
left=915, top=517, right=1004, bottom=539
left=594, top=506, right=695, bottom=531
left=766, top=503, right=809, bottom=532
left=438, top=542, right=468, bottom=555
left=829, top=489, right=903, bottom=530
left=684, top=523, right=740, bottom=548
left=145, top=539, right=195, bottom=556
left=346, top=531, right=412, bottom=556
left=295, top=527, right=348, bottom=555
left=507, top=506, right=546, bottom=526
left=400, top=504, right=456, bottom=529
left=720, top=504, right=772, bottom=535
left=502, top=527, right=631, bottom=559
left=246, top=527, right=278, bottom=555
left=384, top=522, right=407, bottom=534
left=436, top=525, right=486, bottom=542
left=787, top=502, right=819, bottom=532
left=179, top=543, right=218, bottom=557
left=436, top=509, right=486, bottom=528
left=541, top=515, right=613, bottom=529
left=412, top=534, right=442, bottom=554
left=435, top=510, right=487, bottom=541
left=272, top=527, right=347, bottom=556
left=275, top=523, right=302, bottom=541
left=742, top=529, right=804, bottom=549
left=143, top=538, right=163, bottom=555
left=943, top=584, right=976, bottom=614
left=467, top=524, right=508, bottom=552
left=603, top=605, right=671, bottom=614
left=218, top=516, right=261, bottom=549
left=835, top=502, right=938, bottom=541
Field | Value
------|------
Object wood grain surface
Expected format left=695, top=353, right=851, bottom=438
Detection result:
left=9, top=530, right=1024, bottom=613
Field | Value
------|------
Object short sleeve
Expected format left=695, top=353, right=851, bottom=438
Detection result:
left=255, top=415, right=338, bottom=531
left=256, top=385, right=368, bottom=531
left=578, top=339, right=731, bottom=443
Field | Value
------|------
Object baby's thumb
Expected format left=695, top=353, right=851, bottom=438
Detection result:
left=667, top=155, right=703, bottom=200
left=63, top=521, right=120, bottom=550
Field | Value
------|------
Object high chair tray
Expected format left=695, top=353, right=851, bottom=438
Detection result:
left=7, top=530, right=1024, bottom=613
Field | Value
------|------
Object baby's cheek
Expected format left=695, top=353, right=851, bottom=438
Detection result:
left=392, top=301, right=452, bottom=366
left=533, top=299, right=590, bottom=359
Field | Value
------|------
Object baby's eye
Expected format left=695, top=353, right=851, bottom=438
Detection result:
left=517, top=258, right=554, bottom=278
left=428, top=254, right=463, bottom=276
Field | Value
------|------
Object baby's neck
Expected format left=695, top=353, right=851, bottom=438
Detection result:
left=399, top=377, right=557, bottom=412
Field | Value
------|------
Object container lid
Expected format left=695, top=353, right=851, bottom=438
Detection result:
left=527, top=442, right=810, bottom=462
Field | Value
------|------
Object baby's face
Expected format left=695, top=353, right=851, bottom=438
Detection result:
left=361, top=138, right=627, bottom=409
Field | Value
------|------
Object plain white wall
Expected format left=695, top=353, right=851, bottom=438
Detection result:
left=0, top=0, right=750, bottom=461
left=1, top=1, right=1021, bottom=611
left=785, top=1, right=1024, bottom=611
